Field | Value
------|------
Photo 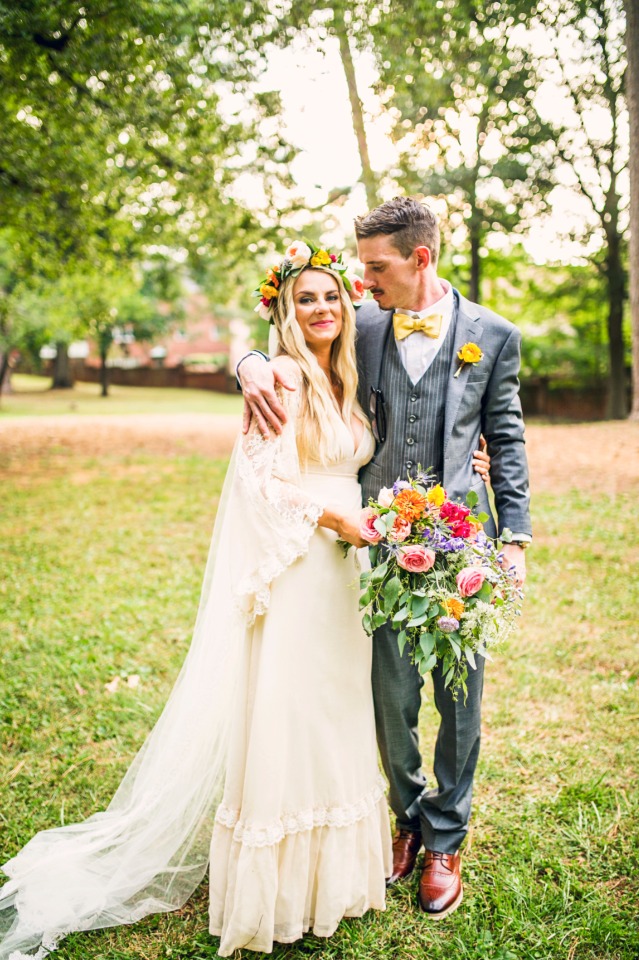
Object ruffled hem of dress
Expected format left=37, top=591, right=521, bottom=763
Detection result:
left=208, top=793, right=391, bottom=956
left=214, top=775, right=387, bottom=847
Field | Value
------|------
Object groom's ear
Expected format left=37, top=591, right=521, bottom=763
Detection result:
left=414, top=246, right=431, bottom=270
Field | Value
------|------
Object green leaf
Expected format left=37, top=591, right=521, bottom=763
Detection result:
left=449, top=637, right=462, bottom=660
left=466, top=489, right=479, bottom=508
left=477, top=581, right=493, bottom=602
left=421, top=652, right=437, bottom=674
left=392, top=605, right=409, bottom=623
left=372, top=610, right=387, bottom=630
left=397, top=630, right=408, bottom=656
left=419, top=632, right=436, bottom=656
left=476, top=512, right=490, bottom=523
left=464, top=647, right=477, bottom=670
left=362, top=612, right=372, bottom=636
left=383, top=575, right=402, bottom=611
left=359, top=586, right=374, bottom=610
left=411, top=594, right=430, bottom=618
left=371, top=560, right=389, bottom=583
left=407, top=613, right=428, bottom=628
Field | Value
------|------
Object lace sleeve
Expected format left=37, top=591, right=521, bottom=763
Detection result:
left=229, top=373, right=325, bottom=622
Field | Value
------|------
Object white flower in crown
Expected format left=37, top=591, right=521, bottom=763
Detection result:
left=254, top=301, right=271, bottom=322
left=285, top=241, right=313, bottom=269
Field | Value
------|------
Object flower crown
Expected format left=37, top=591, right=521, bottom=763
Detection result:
left=254, top=240, right=365, bottom=323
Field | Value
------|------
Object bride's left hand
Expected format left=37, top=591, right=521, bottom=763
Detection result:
left=472, top=436, right=491, bottom=484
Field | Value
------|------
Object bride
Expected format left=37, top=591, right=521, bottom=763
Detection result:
left=0, top=242, right=488, bottom=958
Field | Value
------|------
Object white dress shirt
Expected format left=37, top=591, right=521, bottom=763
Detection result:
left=395, top=279, right=454, bottom=385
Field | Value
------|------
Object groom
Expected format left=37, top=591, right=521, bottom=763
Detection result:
left=237, top=197, right=531, bottom=918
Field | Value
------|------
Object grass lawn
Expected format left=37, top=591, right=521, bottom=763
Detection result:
left=1, top=443, right=637, bottom=960
left=0, top=374, right=243, bottom=417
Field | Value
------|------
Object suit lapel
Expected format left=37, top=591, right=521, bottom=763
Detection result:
left=443, top=291, right=484, bottom=451
left=359, top=309, right=393, bottom=401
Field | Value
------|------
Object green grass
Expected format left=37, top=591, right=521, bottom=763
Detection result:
left=0, top=374, right=243, bottom=417
left=1, top=446, right=638, bottom=960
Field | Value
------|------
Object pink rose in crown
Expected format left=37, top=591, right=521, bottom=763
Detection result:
left=388, top=516, right=412, bottom=542
left=397, top=545, right=436, bottom=573
left=346, top=271, right=365, bottom=303
left=360, top=508, right=383, bottom=544
left=456, top=567, right=486, bottom=597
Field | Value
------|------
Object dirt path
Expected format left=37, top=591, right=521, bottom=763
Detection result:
left=1, top=414, right=637, bottom=494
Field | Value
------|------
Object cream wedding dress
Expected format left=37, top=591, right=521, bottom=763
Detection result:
left=0, top=375, right=391, bottom=959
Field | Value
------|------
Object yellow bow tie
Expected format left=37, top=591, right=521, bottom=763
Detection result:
left=393, top=312, right=443, bottom=341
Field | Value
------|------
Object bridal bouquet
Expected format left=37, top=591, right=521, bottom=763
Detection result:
left=355, top=470, right=523, bottom=701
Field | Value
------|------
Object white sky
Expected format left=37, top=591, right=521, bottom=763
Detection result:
left=245, top=30, right=626, bottom=266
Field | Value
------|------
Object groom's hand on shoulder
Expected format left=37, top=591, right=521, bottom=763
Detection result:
left=238, top=354, right=296, bottom=438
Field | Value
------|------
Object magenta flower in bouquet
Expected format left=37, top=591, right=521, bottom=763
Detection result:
left=354, top=469, right=523, bottom=701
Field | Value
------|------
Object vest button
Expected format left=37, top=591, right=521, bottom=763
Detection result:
left=410, top=394, right=418, bottom=402
left=408, top=414, right=417, bottom=423
left=406, top=461, right=414, bottom=470
left=406, top=437, right=415, bottom=445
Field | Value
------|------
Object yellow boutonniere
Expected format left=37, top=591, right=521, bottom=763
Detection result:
left=454, top=341, right=483, bottom=378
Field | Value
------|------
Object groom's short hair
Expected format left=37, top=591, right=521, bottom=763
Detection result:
left=355, top=197, right=440, bottom=265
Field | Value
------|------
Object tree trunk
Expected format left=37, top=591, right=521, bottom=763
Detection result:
left=0, top=351, right=12, bottom=396
left=52, top=341, right=74, bottom=388
left=469, top=224, right=481, bottom=304
left=100, top=348, right=109, bottom=397
left=332, top=7, right=377, bottom=211
left=605, top=233, right=627, bottom=418
left=625, top=0, right=639, bottom=418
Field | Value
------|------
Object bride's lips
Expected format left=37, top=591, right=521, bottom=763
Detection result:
left=311, top=319, right=334, bottom=328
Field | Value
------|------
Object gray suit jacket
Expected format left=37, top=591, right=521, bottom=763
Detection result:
left=355, top=290, right=532, bottom=539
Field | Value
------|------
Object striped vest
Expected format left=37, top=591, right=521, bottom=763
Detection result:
left=360, top=316, right=457, bottom=502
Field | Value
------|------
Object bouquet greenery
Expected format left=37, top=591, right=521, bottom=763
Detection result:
left=354, top=469, right=523, bottom=701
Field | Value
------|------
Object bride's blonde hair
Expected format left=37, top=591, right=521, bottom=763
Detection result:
left=272, top=266, right=360, bottom=465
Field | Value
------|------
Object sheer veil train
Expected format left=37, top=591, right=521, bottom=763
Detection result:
left=0, top=381, right=320, bottom=960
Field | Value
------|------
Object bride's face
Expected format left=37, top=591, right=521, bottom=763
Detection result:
left=292, top=269, right=343, bottom=353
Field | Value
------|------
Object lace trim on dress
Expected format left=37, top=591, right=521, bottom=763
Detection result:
left=232, top=385, right=325, bottom=625
left=214, top=776, right=387, bottom=848
left=235, top=503, right=324, bottom=625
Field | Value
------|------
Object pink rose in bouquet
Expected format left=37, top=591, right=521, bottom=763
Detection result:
left=360, top=508, right=383, bottom=544
left=397, top=545, right=436, bottom=573
left=456, top=567, right=486, bottom=597
left=388, top=516, right=412, bottom=542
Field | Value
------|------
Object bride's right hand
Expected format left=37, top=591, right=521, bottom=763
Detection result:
left=334, top=512, right=368, bottom=549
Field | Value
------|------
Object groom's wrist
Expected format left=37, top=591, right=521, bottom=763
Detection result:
left=235, top=350, right=270, bottom=390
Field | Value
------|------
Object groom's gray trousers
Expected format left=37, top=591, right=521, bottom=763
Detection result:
left=371, top=623, right=485, bottom=854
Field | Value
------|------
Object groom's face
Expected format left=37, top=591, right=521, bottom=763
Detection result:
left=357, top=234, right=423, bottom=311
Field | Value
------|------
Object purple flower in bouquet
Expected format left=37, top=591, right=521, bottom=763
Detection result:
left=437, top=616, right=459, bottom=633
left=392, top=480, right=411, bottom=496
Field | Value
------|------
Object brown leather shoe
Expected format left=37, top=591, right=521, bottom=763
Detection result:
left=418, top=849, right=463, bottom=918
left=386, top=829, right=422, bottom=885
